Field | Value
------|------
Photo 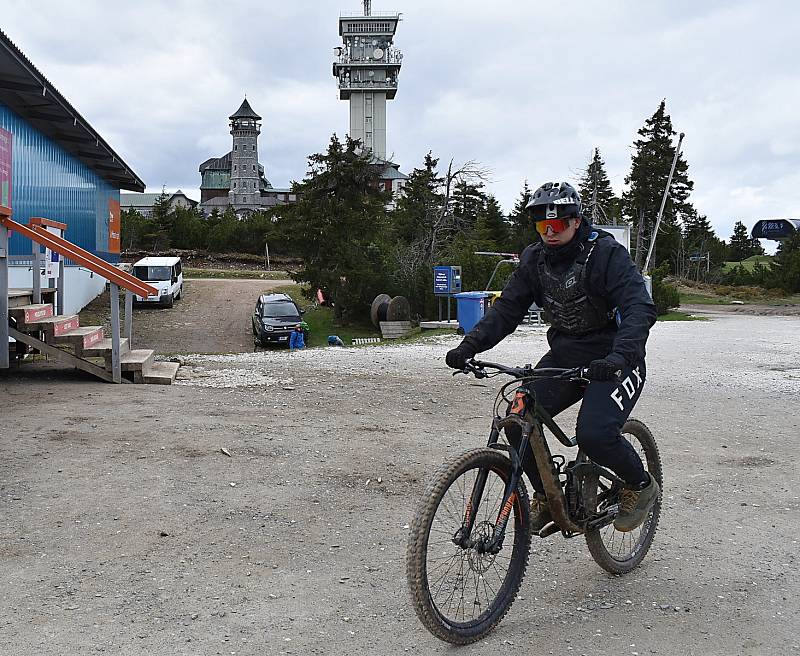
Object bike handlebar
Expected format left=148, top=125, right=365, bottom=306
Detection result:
left=461, top=359, right=588, bottom=381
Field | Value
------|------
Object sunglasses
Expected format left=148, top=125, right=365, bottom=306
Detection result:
left=535, top=217, right=575, bottom=236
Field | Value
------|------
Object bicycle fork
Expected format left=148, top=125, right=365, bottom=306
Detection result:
left=455, top=419, right=585, bottom=552
left=453, top=421, right=523, bottom=554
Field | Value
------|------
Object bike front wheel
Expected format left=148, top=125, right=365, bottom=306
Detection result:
left=584, top=418, right=662, bottom=574
left=406, top=448, right=532, bottom=644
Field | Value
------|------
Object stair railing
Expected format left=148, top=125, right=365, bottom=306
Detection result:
left=1, top=206, right=157, bottom=381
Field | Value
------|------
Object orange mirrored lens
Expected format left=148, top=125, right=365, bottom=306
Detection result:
left=535, top=218, right=570, bottom=236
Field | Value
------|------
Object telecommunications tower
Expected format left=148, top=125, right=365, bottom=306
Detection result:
left=333, top=0, right=402, bottom=160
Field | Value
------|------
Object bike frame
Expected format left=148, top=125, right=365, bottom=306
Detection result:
left=456, top=368, right=628, bottom=552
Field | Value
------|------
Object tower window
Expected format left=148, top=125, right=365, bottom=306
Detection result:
left=233, top=182, right=237, bottom=188
left=234, top=145, right=238, bottom=151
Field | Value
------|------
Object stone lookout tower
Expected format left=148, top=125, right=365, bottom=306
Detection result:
left=228, top=98, right=262, bottom=213
left=332, top=0, right=402, bottom=160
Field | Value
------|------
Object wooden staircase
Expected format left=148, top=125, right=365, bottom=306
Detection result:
left=8, top=296, right=179, bottom=385
left=2, top=207, right=179, bottom=384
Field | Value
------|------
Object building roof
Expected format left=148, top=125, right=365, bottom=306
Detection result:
left=379, top=164, right=408, bottom=181
left=120, top=190, right=197, bottom=208
left=199, top=152, right=232, bottom=172
left=229, top=98, right=261, bottom=120
left=200, top=152, right=272, bottom=190
left=0, top=29, right=145, bottom=192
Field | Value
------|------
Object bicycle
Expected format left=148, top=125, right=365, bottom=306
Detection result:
left=406, top=359, right=662, bottom=644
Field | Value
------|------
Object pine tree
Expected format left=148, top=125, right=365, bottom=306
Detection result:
left=578, top=148, right=620, bottom=224
left=507, top=180, right=533, bottom=255
left=391, top=151, right=444, bottom=245
left=623, top=100, right=694, bottom=271
left=681, top=210, right=726, bottom=280
left=482, top=195, right=511, bottom=251
left=277, top=134, right=390, bottom=322
left=728, top=221, right=763, bottom=261
left=451, top=180, right=488, bottom=230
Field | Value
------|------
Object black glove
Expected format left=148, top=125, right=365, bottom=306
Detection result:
left=445, top=342, right=477, bottom=370
left=587, top=356, right=625, bottom=381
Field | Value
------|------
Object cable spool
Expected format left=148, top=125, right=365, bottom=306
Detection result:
left=370, top=294, right=391, bottom=328
left=386, top=295, right=410, bottom=322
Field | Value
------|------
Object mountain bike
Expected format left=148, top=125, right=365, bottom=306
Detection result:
left=406, top=360, right=662, bottom=644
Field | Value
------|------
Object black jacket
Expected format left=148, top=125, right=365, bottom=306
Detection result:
left=464, top=222, right=657, bottom=368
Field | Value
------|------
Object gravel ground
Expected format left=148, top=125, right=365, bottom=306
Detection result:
left=1, top=311, right=798, bottom=655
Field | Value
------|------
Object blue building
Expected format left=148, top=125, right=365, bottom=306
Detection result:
left=0, top=28, right=144, bottom=313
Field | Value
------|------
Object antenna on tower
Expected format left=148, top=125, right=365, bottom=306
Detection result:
left=363, top=0, right=371, bottom=16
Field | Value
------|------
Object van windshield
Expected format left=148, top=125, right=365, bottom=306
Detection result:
left=134, top=266, right=172, bottom=282
left=262, top=301, right=299, bottom=318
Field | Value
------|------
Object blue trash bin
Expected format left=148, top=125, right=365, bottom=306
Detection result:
left=455, top=291, right=490, bottom=334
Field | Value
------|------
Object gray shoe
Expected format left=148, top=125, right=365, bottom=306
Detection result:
left=613, top=476, right=660, bottom=532
left=530, top=493, right=553, bottom=533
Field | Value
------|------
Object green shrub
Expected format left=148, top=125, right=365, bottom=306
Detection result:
left=651, top=263, right=680, bottom=315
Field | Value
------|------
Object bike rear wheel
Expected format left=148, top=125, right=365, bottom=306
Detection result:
left=406, top=448, right=532, bottom=644
left=584, top=418, right=662, bottom=574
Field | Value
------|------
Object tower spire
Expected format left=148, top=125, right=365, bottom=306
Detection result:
left=228, top=98, right=262, bottom=213
left=364, top=0, right=371, bottom=15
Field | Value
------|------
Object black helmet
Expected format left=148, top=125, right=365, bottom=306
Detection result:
left=525, top=181, right=582, bottom=221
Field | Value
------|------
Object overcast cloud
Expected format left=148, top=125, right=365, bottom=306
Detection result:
left=3, top=0, right=799, bottom=248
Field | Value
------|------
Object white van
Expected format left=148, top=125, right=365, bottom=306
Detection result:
left=132, top=256, right=183, bottom=308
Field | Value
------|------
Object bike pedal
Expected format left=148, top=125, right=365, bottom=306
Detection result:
left=537, top=522, right=560, bottom=539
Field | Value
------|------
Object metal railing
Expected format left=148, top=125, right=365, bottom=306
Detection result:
left=1, top=206, right=157, bottom=380
left=337, top=79, right=398, bottom=90
left=335, top=50, right=403, bottom=65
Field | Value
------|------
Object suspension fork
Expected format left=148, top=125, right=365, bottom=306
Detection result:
left=454, top=422, right=525, bottom=551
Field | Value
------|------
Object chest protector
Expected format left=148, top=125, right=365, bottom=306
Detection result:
left=537, top=233, right=615, bottom=335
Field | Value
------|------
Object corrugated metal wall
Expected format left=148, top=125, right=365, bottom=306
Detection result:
left=0, top=102, right=120, bottom=262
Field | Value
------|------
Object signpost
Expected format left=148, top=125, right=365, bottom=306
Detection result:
left=432, top=265, right=461, bottom=322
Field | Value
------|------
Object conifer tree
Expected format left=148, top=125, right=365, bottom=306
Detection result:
left=482, top=195, right=511, bottom=251
left=623, top=100, right=694, bottom=271
left=278, top=134, right=390, bottom=322
left=507, top=180, right=533, bottom=254
left=578, top=148, right=620, bottom=224
left=728, top=221, right=764, bottom=261
left=681, top=210, right=726, bottom=279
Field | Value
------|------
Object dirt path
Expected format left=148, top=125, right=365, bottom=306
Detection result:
left=1, top=313, right=798, bottom=655
left=87, top=278, right=295, bottom=355
left=681, top=302, right=800, bottom=316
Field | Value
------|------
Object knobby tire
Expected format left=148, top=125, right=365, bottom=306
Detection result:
left=406, top=448, right=532, bottom=644
left=584, top=418, right=662, bottom=574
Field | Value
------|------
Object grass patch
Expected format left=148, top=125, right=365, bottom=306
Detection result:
left=269, top=283, right=378, bottom=347
left=679, top=292, right=733, bottom=305
left=266, top=283, right=458, bottom=348
left=720, top=255, right=773, bottom=273
left=185, top=268, right=290, bottom=280
left=658, top=311, right=708, bottom=321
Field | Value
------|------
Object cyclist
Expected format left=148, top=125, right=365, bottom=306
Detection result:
left=446, top=181, right=659, bottom=532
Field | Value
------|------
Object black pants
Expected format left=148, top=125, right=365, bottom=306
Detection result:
left=506, top=352, right=648, bottom=494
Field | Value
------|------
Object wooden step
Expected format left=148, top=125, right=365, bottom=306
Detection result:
left=379, top=320, right=413, bottom=339
left=25, top=314, right=79, bottom=336
left=51, top=326, right=105, bottom=351
left=141, top=361, right=180, bottom=385
left=81, top=337, right=130, bottom=358
left=115, top=349, right=154, bottom=372
left=8, top=303, right=54, bottom=325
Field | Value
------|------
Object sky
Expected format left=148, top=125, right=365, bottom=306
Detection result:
left=3, top=0, right=799, bottom=250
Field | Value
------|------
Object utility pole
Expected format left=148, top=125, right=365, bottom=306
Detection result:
left=643, top=132, right=685, bottom=274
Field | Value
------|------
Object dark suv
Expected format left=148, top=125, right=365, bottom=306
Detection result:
left=252, top=293, right=306, bottom=346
